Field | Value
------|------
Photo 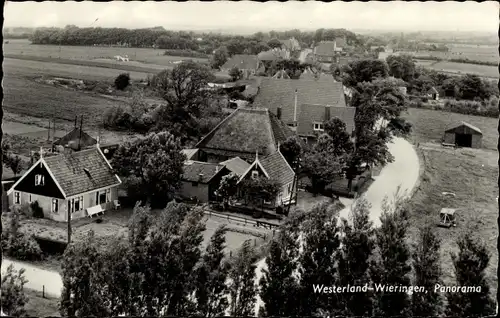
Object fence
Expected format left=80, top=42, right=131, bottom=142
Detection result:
left=204, top=210, right=280, bottom=231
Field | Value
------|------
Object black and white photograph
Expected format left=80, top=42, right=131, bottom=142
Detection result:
left=0, top=1, right=498, bottom=317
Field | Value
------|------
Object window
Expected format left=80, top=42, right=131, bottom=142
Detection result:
left=74, top=196, right=83, bottom=212
left=251, top=170, right=259, bottom=179
left=35, top=174, right=44, bottom=186
left=14, top=192, right=20, bottom=204
left=52, top=199, right=59, bottom=213
left=313, top=122, right=324, bottom=131
left=192, top=182, right=199, bottom=187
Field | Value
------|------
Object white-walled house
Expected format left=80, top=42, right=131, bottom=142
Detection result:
left=7, top=146, right=121, bottom=222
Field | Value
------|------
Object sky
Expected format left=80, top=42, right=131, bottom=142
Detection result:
left=4, top=1, right=499, bottom=33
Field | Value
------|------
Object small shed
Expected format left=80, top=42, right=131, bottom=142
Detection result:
left=443, top=122, right=482, bottom=148
left=427, top=87, right=439, bottom=100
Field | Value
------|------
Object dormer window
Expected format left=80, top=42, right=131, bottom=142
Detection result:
left=35, top=174, right=45, bottom=186
left=313, top=122, right=324, bottom=132
left=251, top=170, right=259, bottom=179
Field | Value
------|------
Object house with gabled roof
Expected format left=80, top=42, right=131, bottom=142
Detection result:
left=52, top=127, right=97, bottom=151
left=313, top=39, right=346, bottom=63
left=195, top=108, right=295, bottom=163
left=238, top=150, right=296, bottom=206
left=7, top=146, right=122, bottom=222
left=252, top=77, right=355, bottom=144
left=179, top=160, right=230, bottom=202
left=220, top=54, right=263, bottom=76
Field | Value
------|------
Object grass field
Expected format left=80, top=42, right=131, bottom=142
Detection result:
left=404, top=107, right=498, bottom=300
left=428, top=61, right=498, bottom=78
left=4, top=39, right=209, bottom=65
left=403, top=108, right=498, bottom=150
left=24, top=289, right=60, bottom=317
left=411, top=44, right=498, bottom=64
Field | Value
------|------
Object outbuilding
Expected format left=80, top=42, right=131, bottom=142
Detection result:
left=442, top=122, right=482, bottom=148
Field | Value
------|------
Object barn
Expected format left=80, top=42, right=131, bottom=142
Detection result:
left=443, top=122, right=482, bottom=148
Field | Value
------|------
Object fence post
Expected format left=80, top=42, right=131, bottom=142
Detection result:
left=42, top=285, right=45, bottom=298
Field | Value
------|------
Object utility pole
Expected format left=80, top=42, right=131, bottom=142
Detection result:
left=78, top=116, right=83, bottom=151
left=47, top=120, right=51, bottom=141
left=67, top=206, right=72, bottom=244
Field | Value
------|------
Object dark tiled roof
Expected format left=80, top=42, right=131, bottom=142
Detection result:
left=445, top=122, right=482, bottom=135
left=299, top=69, right=334, bottom=81
left=43, top=148, right=120, bottom=197
left=259, top=152, right=295, bottom=186
left=195, top=108, right=295, bottom=158
left=258, top=49, right=288, bottom=61
left=252, top=77, right=347, bottom=124
left=182, top=161, right=225, bottom=183
left=297, top=104, right=356, bottom=136
left=221, top=54, right=260, bottom=71
left=314, top=41, right=336, bottom=57
left=220, top=157, right=251, bottom=176
left=53, top=128, right=97, bottom=149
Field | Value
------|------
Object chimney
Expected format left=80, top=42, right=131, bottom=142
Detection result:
left=277, top=107, right=282, bottom=120
left=324, top=106, right=331, bottom=121
left=198, top=173, right=204, bottom=182
left=293, top=89, right=298, bottom=122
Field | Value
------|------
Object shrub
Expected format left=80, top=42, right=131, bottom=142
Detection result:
left=163, top=49, right=208, bottom=58
left=30, top=201, right=44, bottom=219
left=114, top=73, right=130, bottom=90
left=2, top=233, right=44, bottom=261
left=15, top=203, right=32, bottom=218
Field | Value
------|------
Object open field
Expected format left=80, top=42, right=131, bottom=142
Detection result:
left=4, top=39, right=209, bottom=65
left=409, top=44, right=498, bottom=63
left=405, top=107, right=498, bottom=299
left=403, top=108, right=498, bottom=150
left=407, top=143, right=498, bottom=299
left=427, top=61, right=498, bottom=78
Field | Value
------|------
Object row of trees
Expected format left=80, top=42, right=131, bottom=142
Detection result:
left=43, top=196, right=495, bottom=317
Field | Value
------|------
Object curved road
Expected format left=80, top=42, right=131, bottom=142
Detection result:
left=2, top=137, right=419, bottom=316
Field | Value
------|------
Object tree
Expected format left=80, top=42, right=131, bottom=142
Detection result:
left=216, top=173, right=239, bottom=207
left=386, top=54, right=416, bottom=82
left=7, top=154, right=25, bottom=177
left=267, top=38, right=282, bottom=49
left=323, top=117, right=355, bottom=157
left=298, top=202, right=342, bottom=316
left=112, top=131, right=185, bottom=208
left=211, top=46, right=229, bottom=70
left=1, top=264, right=29, bottom=317
left=60, top=231, right=109, bottom=317
left=340, top=59, right=389, bottom=88
left=279, top=136, right=303, bottom=169
left=411, top=225, right=443, bottom=317
left=302, top=147, right=344, bottom=194
left=229, top=66, right=243, bottom=82
left=458, top=73, right=491, bottom=100
left=151, top=61, right=216, bottom=143
left=337, top=198, right=375, bottom=316
left=370, top=196, right=412, bottom=317
left=259, top=228, right=300, bottom=317
left=194, top=225, right=230, bottom=317
left=228, top=240, right=258, bottom=317
left=445, top=231, right=495, bottom=317
left=114, top=73, right=130, bottom=90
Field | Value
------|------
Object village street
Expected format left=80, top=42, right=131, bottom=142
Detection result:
left=2, top=137, right=420, bottom=314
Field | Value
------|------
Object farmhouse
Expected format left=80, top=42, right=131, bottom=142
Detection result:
left=252, top=77, right=355, bottom=144
left=195, top=108, right=295, bottom=163
left=7, top=146, right=122, bottom=222
left=179, top=161, right=229, bottom=203
left=53, top=127, right=97, bottom=151
left=443, top=122, right=483, bottom=148
left=220, top=54, right=263, bottom=76
left=239, top=151, right=296, bottom=206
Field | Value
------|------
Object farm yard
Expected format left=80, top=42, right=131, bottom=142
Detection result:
left=404, top=107, right=498, bottom=299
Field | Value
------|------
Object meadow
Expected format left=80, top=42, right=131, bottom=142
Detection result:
left=403, top=108, right=498, bottom=150
left=3, top=39, right=209, bottom=65
left=411, top=44, right=498, bottom=64
left=428, top=61, right=498, bottom=78
left=404, top=107, right=498, bottom=299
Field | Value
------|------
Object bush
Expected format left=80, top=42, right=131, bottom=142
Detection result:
left=30, top=201, right=44, bottom=219
left=2, top=233, right=44, bottom=261
left=443, top=99, right=499, bottom=118
left=114, top=73, right=130, bottom=90
left=163, top=49, right=208, bottom=58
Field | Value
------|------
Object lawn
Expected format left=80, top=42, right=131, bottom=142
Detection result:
left=403, top=108, right=498, bottom=150
left=24, top=289, right=61, bottom=317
